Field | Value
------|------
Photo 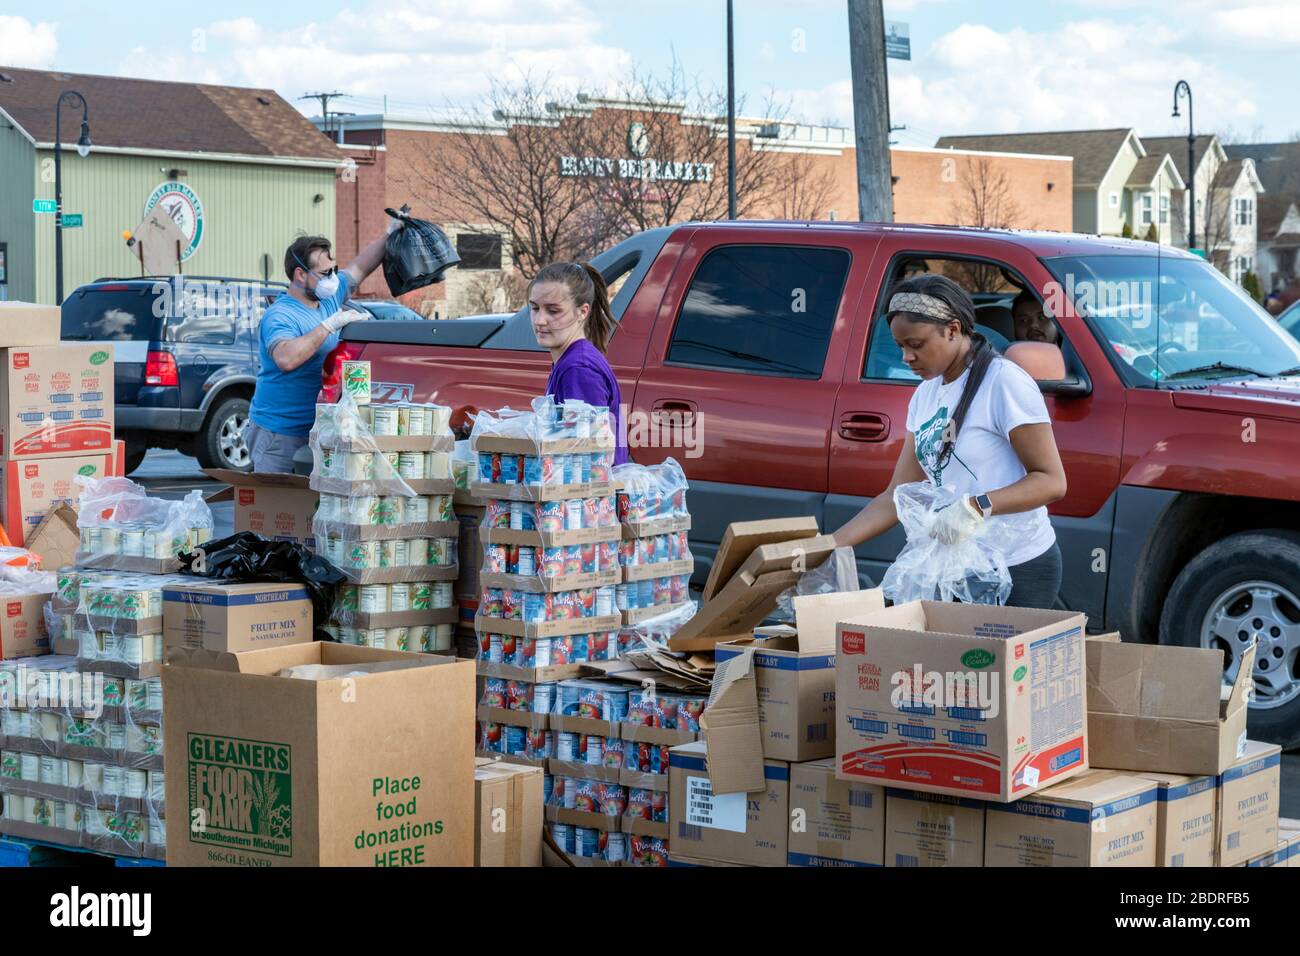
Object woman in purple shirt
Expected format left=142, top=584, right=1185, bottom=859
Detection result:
left=530, top=262, right=629, bottom=465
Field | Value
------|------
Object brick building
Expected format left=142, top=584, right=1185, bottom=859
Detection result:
left=322, top=98, right=1073, bottom=317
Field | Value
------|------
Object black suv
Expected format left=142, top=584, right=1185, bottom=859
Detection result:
left=61, top=276, right=284, bottom=473
left=61, top=278, right=427, bottom=474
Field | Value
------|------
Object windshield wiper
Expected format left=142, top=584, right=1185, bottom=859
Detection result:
left=1161, top=362, right=1269, bottom=382
left=1269, top=366, right=1300, bottom=378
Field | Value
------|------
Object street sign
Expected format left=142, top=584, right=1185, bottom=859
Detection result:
left=32, top=199, right=56, bottom=214
left=1190, top=248, right=1207, bottom=259
left=61, top=214, right=83, bottom=228
left=886, top=20, right=911, bottom=60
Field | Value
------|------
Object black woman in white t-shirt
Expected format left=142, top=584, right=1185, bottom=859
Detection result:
left=831, top=274, right=1068, bottom=608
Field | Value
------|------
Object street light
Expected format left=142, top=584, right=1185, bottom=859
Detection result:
left=726, top=0, right=736, bottom=220
left=1172, top=80, right=1194, bottom=251
left=54, top=89, right=92, bottom=306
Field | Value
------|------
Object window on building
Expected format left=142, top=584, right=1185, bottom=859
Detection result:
left=1141, top=193, right=1154, bottom=225
left=1235, top=198, right=1255, bottom=227
left=1109, top=192, right=1120, bottom=208
left=1160, top=195, right=1170, bottom=225
left=456, top=233, right=503, bottom=271
left=666, top=244, right=850, bottom=379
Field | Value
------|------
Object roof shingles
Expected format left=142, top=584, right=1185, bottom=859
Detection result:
left=934, top=128, right=1135, bottom=187
left=0, top=65, right=341, bottom=162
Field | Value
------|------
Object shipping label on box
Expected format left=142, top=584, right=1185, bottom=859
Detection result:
left=1217, top=740, right=1282, bottom=867
left=667, top=741, right=789, bottom=867
left=884, top=788, right=986, bottom=867
left=1134, top=772, right=1217, bottom=867
left=0, top=344, right=115, bottom=460
left=983, top=770, right=1158, bottom=867
left=163, top=582, right=313, bottom=659
left=836, top=601, right=1088, bottom=802
left=788, top=758, right=884, bottom=867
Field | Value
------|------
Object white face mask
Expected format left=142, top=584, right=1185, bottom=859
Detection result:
left=312, top=271, right=340, bottom=301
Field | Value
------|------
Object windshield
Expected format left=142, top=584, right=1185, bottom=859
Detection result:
left=1043, top=254, right=1300, bottom=384
left=61, top=287, right=161, bottom=341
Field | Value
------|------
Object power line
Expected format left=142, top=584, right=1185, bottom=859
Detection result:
left=301, top=90, right=347, bottom=138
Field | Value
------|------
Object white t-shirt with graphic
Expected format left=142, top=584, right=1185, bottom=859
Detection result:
left=905, top=358, right=1057, bottom=567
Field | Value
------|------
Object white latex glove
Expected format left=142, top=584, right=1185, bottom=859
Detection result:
left=929, top=495, right=984, bottom=547
left=321, top=307, right=368, bottom=335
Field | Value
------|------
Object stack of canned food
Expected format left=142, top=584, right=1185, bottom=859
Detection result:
left=324, top=621, right=455, bottom=653
left=484, top=541, right=620, bottom=579
left=484, top=495, right=618, bottom=532
left=476, top=449, right=615, bottom=488
left=317, top=448, right=454, bottom=483
left=337, top=580, right=456, bottom=615
left=614, top=457, right=689, bottom=524
left=321, top=535, right=457, bottom=571
left=76, top=523, right=212, bottom=559
left=477, top=584, right=618, bottom=624
left=317, top=492, right=455, bottom=526
left=316, top=400, right=453, bottom=438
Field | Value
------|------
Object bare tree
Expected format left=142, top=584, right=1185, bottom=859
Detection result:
left=397, top=75, right=589, bottom=279
left=769, top=150, right=841, bottom=221
left=949, top=157, right=1026, bottom=292
left=460, top=270, right=529, bottom=316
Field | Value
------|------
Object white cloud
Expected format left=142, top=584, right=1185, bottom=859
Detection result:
left=0, top=16, right=58, bottom=68
left=111, top=1, right=634, bottom=114
left=1206, top=1, right=1300, bottom=46
left=779, top=16, right=1261, bottom=143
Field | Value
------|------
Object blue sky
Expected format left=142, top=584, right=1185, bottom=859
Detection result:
left=2, top=0, right=1297, bottom=146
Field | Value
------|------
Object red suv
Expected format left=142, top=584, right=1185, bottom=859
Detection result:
left=325, top=221, right=1300, bottom=746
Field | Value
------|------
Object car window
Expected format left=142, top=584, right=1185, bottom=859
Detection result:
left=666, top=244, right=850, bottom=379
left=61, top=287, right=161, bottom=341
left=162, top=283, right=247, bottom=345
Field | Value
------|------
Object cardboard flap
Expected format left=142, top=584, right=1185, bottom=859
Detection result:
left=791, top=589, right=885, bottom=653
left=204, top=468, right=312, bottom=489
left=1225, top=641, right=1256, bottom=718
left=27, top=503, right=81, bottom=572
left=702, top=517, right=820, bottom=601
left=699, top=646, right=764, bottom=794
left=1087, top=641, right=1222, bottom=721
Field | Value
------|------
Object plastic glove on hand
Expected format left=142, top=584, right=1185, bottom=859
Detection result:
left=321, top=307, right=368, bottom=335
left=929, top=495, right=984, bottom=546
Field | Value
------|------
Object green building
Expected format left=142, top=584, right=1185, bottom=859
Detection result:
left=0, top=66, right=344, bottom=303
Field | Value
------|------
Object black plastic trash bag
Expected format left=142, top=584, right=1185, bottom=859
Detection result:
left=178, top=532, right=346, bottom=642
left=382, top=205, right=460, bottom=296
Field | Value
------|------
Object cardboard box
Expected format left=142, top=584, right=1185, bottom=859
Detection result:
left=1281, top=818, right=1300, bottom=867
left=1243, top=841, right=1295, bottom=867
left=836, top=601, right=1088, bottom=802
left=670, top=520, right=837, bottom=652
left=2, top=447, right=122, bottom=546
left=1217, top=740, right=1281, bottom=867
left=474, top=758, right=543, bottom=867
left=667, top=741, right=789, bottom=867
left=0, top=592, right=49, bottom=659
left=1133, top=771, right=1217, bottom=867
left=788, top=758, right=885, bottom=867
left=204, top=469, right=319, bottom=547
left=0, top=302, right=62, bottom=347
left=1086, top=634, right=1251, bottom=775
left=0, top=344, right=115, bottom=460
left=163, top=642, right=476, bottom=866
left=716, top=590, right=885, bottom=763
left=984, top=769, right=1158, bottom=867
left=26, top=503, right=80, bottom=576
left=162, top=582, right=313, bottom=665
left=884, top=788, right=986, bottom=867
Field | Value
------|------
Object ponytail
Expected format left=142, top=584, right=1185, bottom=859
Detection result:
left=529, top=261, right=618, bottom=353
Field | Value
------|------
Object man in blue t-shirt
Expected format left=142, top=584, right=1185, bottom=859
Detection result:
left=247, top=231, right=390, bottom=472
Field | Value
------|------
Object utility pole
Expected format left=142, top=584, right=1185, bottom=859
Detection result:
left=847, top=0, right=894, bottom=222
left=302, top=91, right=346, bottom=141
left=726, top=0, right=737, bottom=220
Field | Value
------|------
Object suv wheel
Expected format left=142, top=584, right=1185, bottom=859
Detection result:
left=196, top=396, right=252, bottom=471
left=124, top=440, right=148, bottom=475
left=1159, top=530, right=1300, bottom=749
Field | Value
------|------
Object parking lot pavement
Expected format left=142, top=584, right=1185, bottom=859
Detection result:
left=130, top=449, right=233, bottom=538
left=124, top=448, right=1300, bottom=808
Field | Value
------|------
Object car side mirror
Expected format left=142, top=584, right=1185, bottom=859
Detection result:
left=1037, top=375, right=1092, bottom=398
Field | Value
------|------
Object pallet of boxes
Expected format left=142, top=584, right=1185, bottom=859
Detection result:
left=663, top=519, right=1297, bottom=867
left=451, top=439, right=485, bottom=660
left=1, top=472, right=214, bottom=863
left=309, top=381, right=461, bottom=654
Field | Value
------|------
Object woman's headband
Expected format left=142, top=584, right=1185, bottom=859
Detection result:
left=888, top=292, right=957, bottom=323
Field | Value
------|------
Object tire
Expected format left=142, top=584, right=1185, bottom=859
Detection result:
left=124, top=441, right=147, bottom=475
left=1159, top=530, right=1300, bottom=749
left=195, top=396, right=252, bottom=471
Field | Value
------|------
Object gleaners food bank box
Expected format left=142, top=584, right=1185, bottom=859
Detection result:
left=163, top=642, right=475, bottom=867
left=836, top=601, right=1088, bottom=802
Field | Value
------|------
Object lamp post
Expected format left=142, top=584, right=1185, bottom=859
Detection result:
left=1172, top=80, right=1194, bottom=251
left=726, top=0, right=737, bottom=220
left=54, top=90, right=92, bottom=306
